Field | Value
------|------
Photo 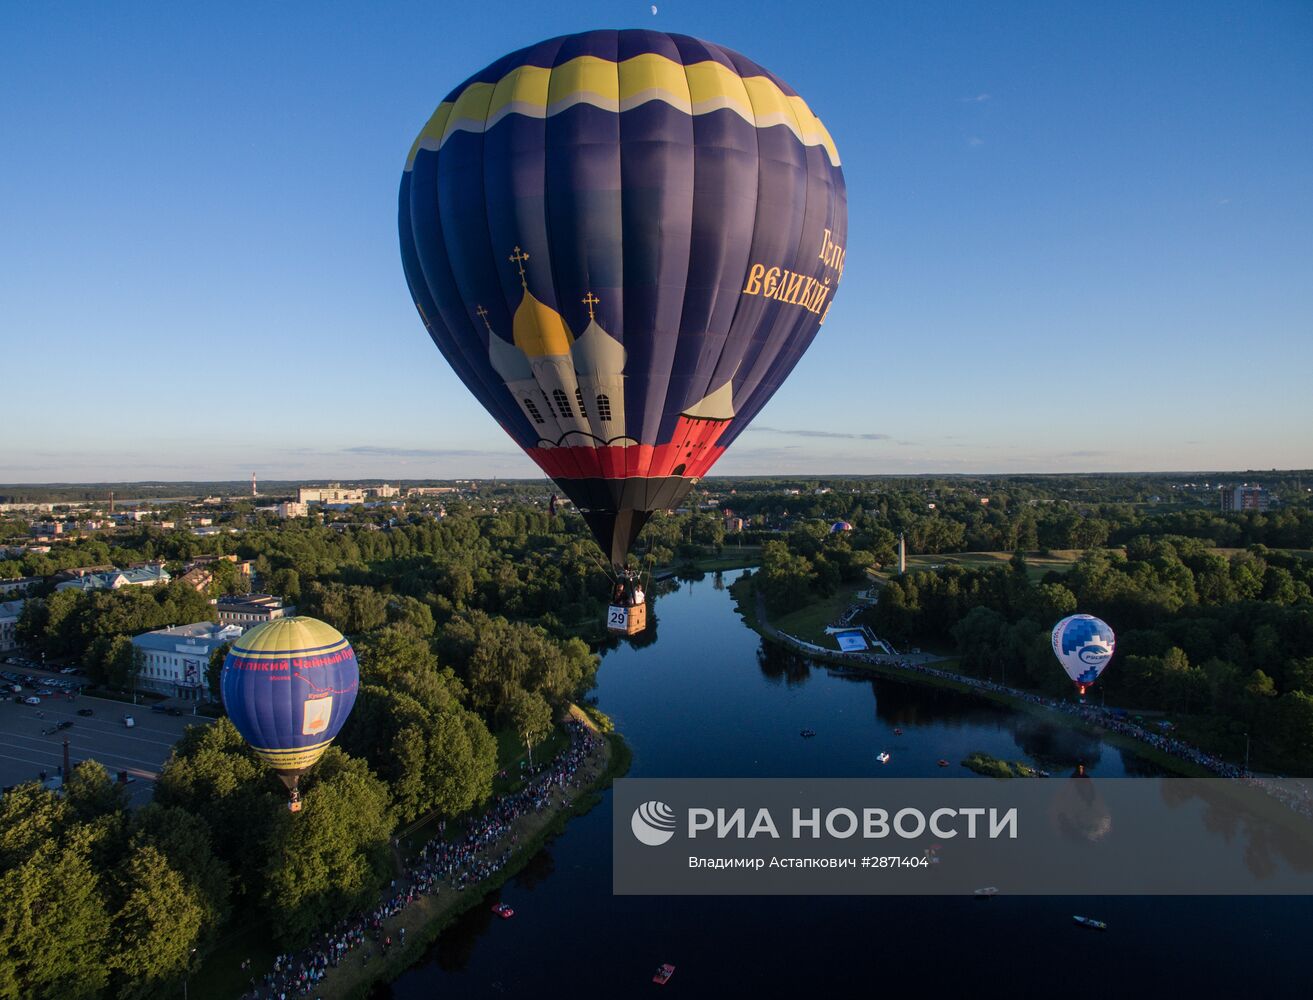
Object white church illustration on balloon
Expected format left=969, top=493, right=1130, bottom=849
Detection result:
left=483, top=246, right=734, bottom=450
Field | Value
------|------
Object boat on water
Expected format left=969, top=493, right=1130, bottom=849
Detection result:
left=937, top=759, right=950, bottom=767
left=974, top=886, right=998, bottom=898
left=877, top=751, right=891, bottom=764
left=653, top=963, right=676, bottom=985
left=491, top=902, right=514, bottom=919
left=894, top=728, right=903, bottom=736
left=800, top=728, right=816, bottom=738
left=1073, top=915, right=1107, bottom=930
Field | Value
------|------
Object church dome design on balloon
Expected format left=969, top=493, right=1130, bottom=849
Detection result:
left=221, top=616, right=360, bottom=811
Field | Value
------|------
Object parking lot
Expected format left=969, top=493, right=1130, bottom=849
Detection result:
left=0, top=681, right=210, bottom=805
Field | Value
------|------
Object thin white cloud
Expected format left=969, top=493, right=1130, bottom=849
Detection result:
left=342, top=445, right=508, bottom=459
left=967, top=136, right=985, bottom=147
left=961, top=93, right=991, bottom=103
left=749, top=426, right=892, bottom=441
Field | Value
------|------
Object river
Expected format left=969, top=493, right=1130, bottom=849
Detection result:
left=379, top=569, right=1306, bottom=996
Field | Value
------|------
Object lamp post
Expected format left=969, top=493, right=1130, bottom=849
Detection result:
left=182, top=947, right=197, bottom=999
left=1244, top=732, right=1250, bottom=777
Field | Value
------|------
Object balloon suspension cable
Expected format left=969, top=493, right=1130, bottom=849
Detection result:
left=585, top=544, right=618, bottom=586
left=642, top=549, right=655, bottom=595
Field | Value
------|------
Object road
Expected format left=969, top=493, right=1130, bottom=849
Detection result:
left=0, top=691, right=209, bottom=804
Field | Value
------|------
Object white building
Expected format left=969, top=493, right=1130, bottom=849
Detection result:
left=131, top=622, right=244, bottom=701
left=297, top=484, right=365, bottom=504
left=278, top=501, right=309, bottom=518
left=0, top=600, right=24, bottom=652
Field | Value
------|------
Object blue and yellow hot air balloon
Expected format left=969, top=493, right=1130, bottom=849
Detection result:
left=399, top=29, right=847, bottom=573
left=221, top=617, right=360, bottom=811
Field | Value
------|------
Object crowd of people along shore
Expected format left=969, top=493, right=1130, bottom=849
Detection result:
left=828, top=648, right=1313, bottom=818
left=239, top=718, right=604, bottom=1000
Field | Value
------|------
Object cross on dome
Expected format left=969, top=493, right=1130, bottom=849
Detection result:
left=582, top=292, right=600, bottom=321
left=508, top=246, right=531, bottom=288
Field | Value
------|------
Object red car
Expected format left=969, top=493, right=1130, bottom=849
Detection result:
left=653, top=963, right=675, bottom=985
left=491, top=902, right=514, bottom=919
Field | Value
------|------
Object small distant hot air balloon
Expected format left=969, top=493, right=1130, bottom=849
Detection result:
left=1051, top=614, right=1115, bottom=698
left=221, top=617, right=360, bottom=812
left=830, top=520, right=853, bottom=534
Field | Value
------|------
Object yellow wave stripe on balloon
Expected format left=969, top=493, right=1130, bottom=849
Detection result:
left=405, top=53, right=840, bottom=170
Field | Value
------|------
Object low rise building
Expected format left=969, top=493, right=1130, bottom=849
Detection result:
left=297, top=484, right=365, bottom=504
left=55, top=565, right=117, bottom=582
left=0, top=600, right=24, bottom=652
left=54, top=565, right=171, bottom=593
left=184, top=554, right=237, bottom=571
left=278, top=501, right=309, bottom=518
left=0, top=577, right=42, bottom=597
left=131, top=622, right=244, bottom=701
left=216, top=593, right=291, bottom=627
left=177, top=567, right=214, bottom=592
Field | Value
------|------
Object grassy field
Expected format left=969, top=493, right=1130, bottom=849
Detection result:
left=770, top=582, right=868, bottom=646
left=655, top=545, right=763, bottom=576
left=875, top=549, right=1093, bottom=583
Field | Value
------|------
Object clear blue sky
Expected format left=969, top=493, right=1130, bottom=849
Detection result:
left=3, top=1, right=1310, bottom=482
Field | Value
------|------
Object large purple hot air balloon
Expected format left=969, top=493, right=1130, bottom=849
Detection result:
left=399, top=29, right=847, bottom=568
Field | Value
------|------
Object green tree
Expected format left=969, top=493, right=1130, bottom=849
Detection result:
left=260, top=749, right=393, bottom=944
left=154, top=719, right=282, bottom=889
left=508, top=688, right=553, bottom=768
left=207, top=642, right=230, bottom=703
left=109, top=844, right=205, bottom=998
left=129, top=804, right=231, bottom=940
left=0, top=789, right=110, bottom=1000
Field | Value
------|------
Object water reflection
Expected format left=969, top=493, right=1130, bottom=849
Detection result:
left=755, top=642, right=812, bottom=686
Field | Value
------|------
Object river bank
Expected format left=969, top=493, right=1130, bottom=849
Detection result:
left=229, top=708, right=630, bottom=1000
left=728, top=572, right=1218, bottom=778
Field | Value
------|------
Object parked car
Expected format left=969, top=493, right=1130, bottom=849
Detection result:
left=77, top=708, right=94, bottom=717
left=59, top=666, right=80, bottom=675
left=23, top=696, right=40, bottom=705
left=56, top=720, right=73, bottom=730
left=122, top=715, right=135, bottom=727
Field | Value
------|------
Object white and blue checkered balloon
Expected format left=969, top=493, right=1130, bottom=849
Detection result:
left=1051, top=614, right=1115, bottom=694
